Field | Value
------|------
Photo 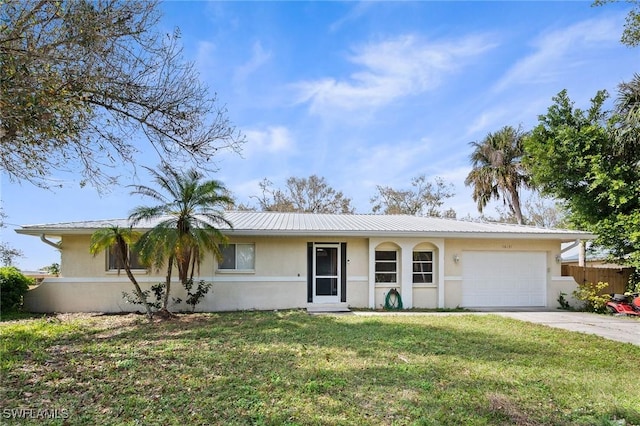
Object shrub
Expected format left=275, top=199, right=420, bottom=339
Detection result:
left=0, top=267, right=33, bottom=313
left=123, top=282, right=169, bottom=311
left=183, top=279, right=212, bottom=312
left=572, top=281, right=610, bottom=313
left=123, top=280, right=212, bottom=313
left=557, top=292, right=572, bottom=310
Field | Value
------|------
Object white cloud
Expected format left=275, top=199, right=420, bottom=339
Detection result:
left=463, top=15, right=627, bottom=138
left=465, top=109, right=509, bottom=138
left=195, top=40, right=217, bottom=73
left=329, top=2, right=373, bottom=33
left=234, top=41, right=272, bottom=83
left=227, top=178, right=266, bottom=206
left=243, top=126, right=295, bottom=156
left=493, top=16, right=621, bottom=93
left=463, top=96, right=552, bottom=138
left=348, top=140, right=434, bottom=184
left=293, top=34, right=497, bottom=114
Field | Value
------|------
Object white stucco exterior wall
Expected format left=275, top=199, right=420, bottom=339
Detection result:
left=23, top=231, right=578, bottom=313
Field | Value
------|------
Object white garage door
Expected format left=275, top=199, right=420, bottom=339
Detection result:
left=462, top=251, right=546, bottom=307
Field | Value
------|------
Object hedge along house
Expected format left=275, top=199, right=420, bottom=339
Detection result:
left=16, top=211, right=595, bottom=313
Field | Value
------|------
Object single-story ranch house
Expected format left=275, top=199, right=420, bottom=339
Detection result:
left=16, top=211, right=594, bottom=313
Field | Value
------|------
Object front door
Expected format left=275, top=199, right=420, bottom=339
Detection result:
left=313, top=244, right=340, bottom=303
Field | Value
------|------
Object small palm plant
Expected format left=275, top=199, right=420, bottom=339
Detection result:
left=89, top=226, right=153, bottom=320
left=129, top=164, right=233, bottom=313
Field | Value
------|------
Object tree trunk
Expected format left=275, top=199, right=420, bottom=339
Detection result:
left=177, top=246, right=191, bottom=287
left=117, top=238, right=153, bottom=321
left=163, top=255, right=174, bottom=311
left=125, top=266, right=154, bottom=321
left=509, top=186, right=524, bottom=225
left=189, top=248, right=197, bottom=283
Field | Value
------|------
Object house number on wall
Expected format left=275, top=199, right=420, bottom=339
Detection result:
left=502, top=244, right=512, bottom=249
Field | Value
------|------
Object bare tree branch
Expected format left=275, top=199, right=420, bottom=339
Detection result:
left=1, top=0, right=245, bottom=190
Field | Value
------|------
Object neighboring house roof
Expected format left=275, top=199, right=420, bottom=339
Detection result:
left=16, top=211, right=595, bottom=241
left=562, top=245, right=629, bottom=265
left=563, top=248, right=610, bottom=263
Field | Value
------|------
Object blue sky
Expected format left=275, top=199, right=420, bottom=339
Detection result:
left=2, top=1, right=638, bottom=271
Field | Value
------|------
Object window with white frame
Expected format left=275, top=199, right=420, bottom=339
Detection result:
left=219, top=243, right=255, bottom=270
left=375, top=250, right=397, bottom=283
left=107, top=245, right=146, bottom=271
left=413, top=251, right=433, bottom=283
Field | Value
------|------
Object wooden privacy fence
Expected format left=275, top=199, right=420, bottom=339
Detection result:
left=561, top=265, right=634, bottom=294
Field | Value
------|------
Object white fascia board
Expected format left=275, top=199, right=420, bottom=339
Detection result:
left=15, top=226, right=146, bottom=236
left=16, top=226, right=595, bottom=241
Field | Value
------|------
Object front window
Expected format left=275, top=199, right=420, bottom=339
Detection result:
left=220, top=244, right=255, bottom=270
left=413, top=251, right=433, bottom=283
left=108, top=245, right=145, bottom=270
left=375, top=250, right=397, bottom=283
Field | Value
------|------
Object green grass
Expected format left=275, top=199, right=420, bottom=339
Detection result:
left=0, top=310, right=48, bottom=322
left=1, top=311, right=639, bottom=425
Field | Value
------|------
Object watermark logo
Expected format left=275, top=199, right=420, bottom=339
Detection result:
left=2, top=408, right=70, bottom=420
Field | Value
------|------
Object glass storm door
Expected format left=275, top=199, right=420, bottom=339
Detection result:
left=313, top=244, right=340, bottom=303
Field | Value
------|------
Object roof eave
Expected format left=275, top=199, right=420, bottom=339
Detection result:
left=15, top=227, right=144, bottom=236
left=15, top=227, right=596, bottom=241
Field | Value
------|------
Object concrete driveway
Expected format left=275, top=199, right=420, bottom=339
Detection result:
left=352, top=310, right=640, bottom=346
left=490, top=311, right=640, bottom=346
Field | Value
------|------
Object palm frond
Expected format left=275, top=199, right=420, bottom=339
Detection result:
left=130, top=164, right=233, bottom=293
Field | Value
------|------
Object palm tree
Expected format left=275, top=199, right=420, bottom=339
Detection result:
left=89, top=226, right=153, bottom=320
left=464, top=126, right=530, bottom=225
left=128, top=165, right=233, bottom=312
left=615, top=73, right=640, bottom=159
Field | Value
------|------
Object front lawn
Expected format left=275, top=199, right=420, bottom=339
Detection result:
left=1, top=311, right=639, bottom=425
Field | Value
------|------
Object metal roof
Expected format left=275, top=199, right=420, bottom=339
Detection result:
left=15, top=211, right=595, bottom=241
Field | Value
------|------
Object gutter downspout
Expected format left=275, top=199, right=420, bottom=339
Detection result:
left=561, top=240, right=580, bottom=254
left=40, top=234, right=61, bottom=250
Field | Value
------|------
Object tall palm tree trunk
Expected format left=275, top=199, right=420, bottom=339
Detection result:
left=509, top=186, right=524, bottom=225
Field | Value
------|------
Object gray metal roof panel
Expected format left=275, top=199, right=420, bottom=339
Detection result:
left=15, top=211, right=596, bottom=240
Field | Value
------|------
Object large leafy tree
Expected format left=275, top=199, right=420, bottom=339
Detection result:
left=1, top=0, right=243, bottom=189
left=465, top=126, right=530, bottom=225
left=128, top=165, right=232, bottom=311
left=524, top=87, right=640, bottom=282
left=89, top=225, right=153, bottom=320
left=370, top=175, right=456, bottom=217
left=250, top=175, right=355, bottom=214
